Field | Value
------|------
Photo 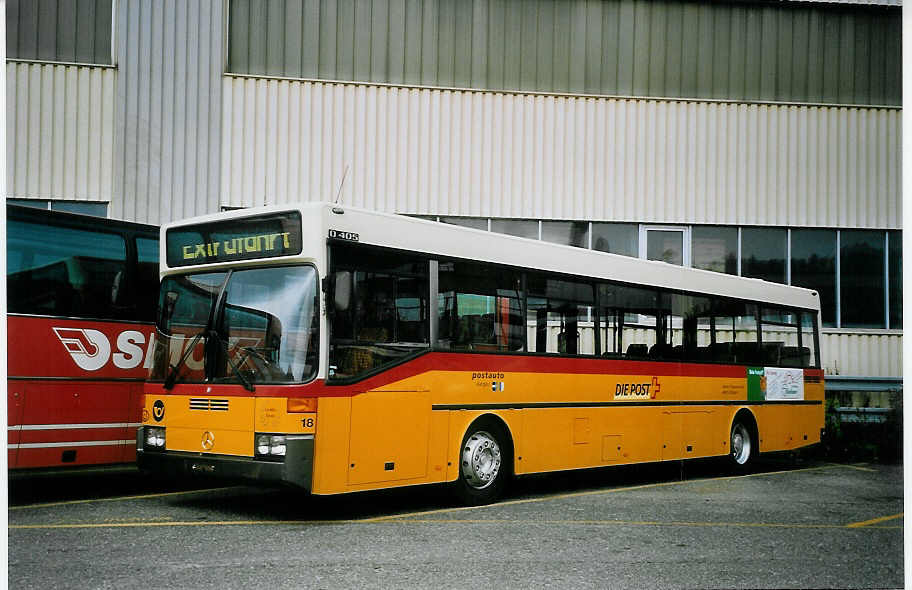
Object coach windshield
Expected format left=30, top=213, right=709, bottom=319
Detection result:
left=150, top=265, right=318, bottom=387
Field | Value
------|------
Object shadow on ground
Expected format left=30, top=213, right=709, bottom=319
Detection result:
left=8, top=450, right=830, bottom=521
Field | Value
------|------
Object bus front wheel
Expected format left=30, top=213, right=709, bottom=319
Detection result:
left=453, top=422, right=510, bottom=505
left=729, top=419, right=755, bottom=468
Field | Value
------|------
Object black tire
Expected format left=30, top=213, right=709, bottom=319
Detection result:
left=729, top=418, right=755, bottom=469
left=452, top=421, right=510, bottom=505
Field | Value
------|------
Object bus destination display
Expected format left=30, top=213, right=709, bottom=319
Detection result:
left=166, top=212, right=303, bottom=267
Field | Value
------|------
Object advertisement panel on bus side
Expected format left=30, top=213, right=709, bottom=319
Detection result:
left=8, top=316, right=156, bottom=379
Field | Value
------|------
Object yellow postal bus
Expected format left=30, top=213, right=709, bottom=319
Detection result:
left=138, top=204, right=824, bottom=504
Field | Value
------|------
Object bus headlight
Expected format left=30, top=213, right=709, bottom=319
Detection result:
left=255, top=434, right=286, bottom=460
left=144, top=427, right=166, bottom=450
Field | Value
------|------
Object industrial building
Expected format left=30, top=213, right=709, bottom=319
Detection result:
left=5, top=0, right=902, bottom=400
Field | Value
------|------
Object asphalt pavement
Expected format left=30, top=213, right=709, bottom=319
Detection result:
left=8, top=457, right=904, bottom=589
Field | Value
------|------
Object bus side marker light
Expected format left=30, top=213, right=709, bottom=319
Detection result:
left=288, top=398, right=318, bottom=413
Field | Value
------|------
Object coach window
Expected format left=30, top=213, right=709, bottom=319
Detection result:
left=127, top=237, right=160, bottom=322
left=328, top=245, right=429, bottom=381
left=800, top=312, right=819, bottom=368
left=7, top=219, right=127, bottom=320
left=761, top=308, right=804, bottom=368
left=599, top=283, right=664, bottom=359
left=526, top=275, right=595, bottom=355
left=437, top=261, right=524, bottom=352
left=708, top=300, right=760, bottom=365
left=667, top=294, right=712, bottom=362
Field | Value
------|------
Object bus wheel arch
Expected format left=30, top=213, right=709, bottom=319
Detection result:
left=730, top=409, right=759, bottom=468
left=452, top=415, right=514, bottom=505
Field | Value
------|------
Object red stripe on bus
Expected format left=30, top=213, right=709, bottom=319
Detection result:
left=147, top=352, right=772, bottom=399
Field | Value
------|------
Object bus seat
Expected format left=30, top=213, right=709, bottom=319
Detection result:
left=780, top=346, right=810, bottom=368
left=626, top=343, right=648, bottom=358
left=733, top=342, right=762, bottom=365
left=762, top=342, right=783, bottom=365
left=710, top=342, right=733, bottom=363
left=648, top=343, right=665, bottom=358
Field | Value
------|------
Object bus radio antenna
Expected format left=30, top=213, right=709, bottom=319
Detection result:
left=334, top=165, right=350, bottom=206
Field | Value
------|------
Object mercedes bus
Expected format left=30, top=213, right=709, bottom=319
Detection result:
left=137, top=203, right=823, bottom=504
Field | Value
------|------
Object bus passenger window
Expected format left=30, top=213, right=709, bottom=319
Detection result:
left=599, top=283, right=663, bottom=360
left=437, top=261, right=523, bottom=352
left=667, top=294, right=711, bottom=362
left=761, top=307, right=807, bottom=367
left=7, top=219, right=127, bottom=320
left=799, top=312, right=818, bottom=368
left=526, top=275, right=594, bottom=355
left=134, top=237, right=160, bottom=322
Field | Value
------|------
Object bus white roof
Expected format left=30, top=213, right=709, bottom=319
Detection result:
left=162, top=202, right=820, bottom=312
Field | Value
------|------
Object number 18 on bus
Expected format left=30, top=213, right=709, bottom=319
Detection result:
left=138, top=203, right=824, bottom=504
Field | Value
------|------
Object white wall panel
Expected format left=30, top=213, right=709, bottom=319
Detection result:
left=820, top=332, right=903, bottom=377
left=221, top=78, right=901, bottom=229
left=6, top=63, right=115, bottom=202
left=113, top=0, right=223, bottom=225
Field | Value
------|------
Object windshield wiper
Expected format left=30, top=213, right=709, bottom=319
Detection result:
left=225, top=348, right=255, bottom=392
left=163, top=330, right=208, bottom=390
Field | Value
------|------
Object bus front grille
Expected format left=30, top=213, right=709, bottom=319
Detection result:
left=189, top=398, right=230, bottom=411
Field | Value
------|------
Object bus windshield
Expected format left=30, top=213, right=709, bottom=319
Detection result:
left=150, top=265, right=319, bottom=387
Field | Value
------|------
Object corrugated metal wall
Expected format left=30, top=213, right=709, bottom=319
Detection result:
left=227, top=0, right=902, bottom=106
left=111, top=0, right=224, bottom=224
left=6, top=63, right=115, bottom=201
left=821, top=332, right=902, bottom=377
left=221, top=77, right=902, bottom=229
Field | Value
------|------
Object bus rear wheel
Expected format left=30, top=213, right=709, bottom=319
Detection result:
left=453, top=422, right=509, bottom=505
left=730, top=420, right=755, bottom=468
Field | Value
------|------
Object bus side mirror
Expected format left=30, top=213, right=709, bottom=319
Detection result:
left=331, top=271, right=351, bottom=313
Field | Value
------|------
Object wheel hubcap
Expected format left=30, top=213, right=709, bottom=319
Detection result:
left=731, top=424, right=751, bottom=465
left=461, top=431, right=502, bottom=490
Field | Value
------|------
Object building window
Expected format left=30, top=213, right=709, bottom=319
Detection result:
left=692, top=226, right=738, bottom=275
left=491, top=219, right=539, bottom=240
left=541, top=221, right=589, bottom=248
left=8, top=199, right=108, bottom=218
left=644, top=227, right=687, bottom=266
left=420, top=215, right=901, bottom=333
left=741, top=228, right=786, bottom=283
left=591, top=223, right=638, bottom=257
left=790, top=229, right=837, bottom=328
left=840, top=230, right=885, bottom=328
left=439, top=216, right=488, bottom=231
left=889, top=231, right=902, bottom=329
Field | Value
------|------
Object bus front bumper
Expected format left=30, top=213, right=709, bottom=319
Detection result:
left=136, top=427, right=314, bottom=490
